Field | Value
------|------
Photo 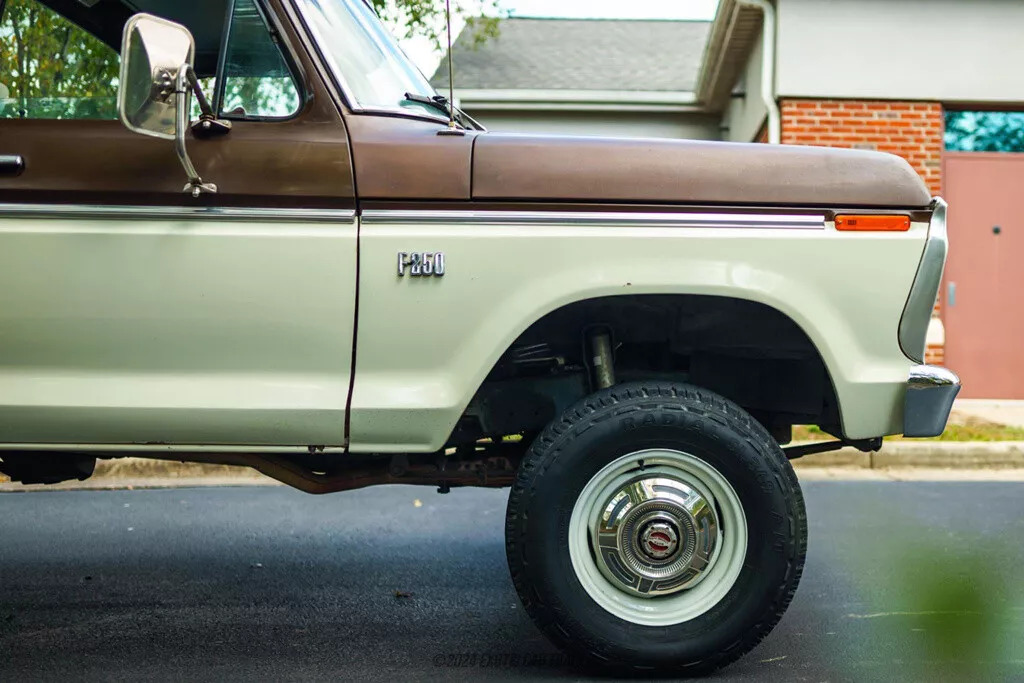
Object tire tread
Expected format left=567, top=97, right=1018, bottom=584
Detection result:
left=505, top=381, right=807, bottom=675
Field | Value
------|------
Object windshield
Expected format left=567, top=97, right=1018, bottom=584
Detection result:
left=294, top=0, right=441, bottom=119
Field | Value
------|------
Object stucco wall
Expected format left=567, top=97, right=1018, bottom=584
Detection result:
left=463, top=109, right=722, bottom=140
left=776, top=0, right=1024, bottom=103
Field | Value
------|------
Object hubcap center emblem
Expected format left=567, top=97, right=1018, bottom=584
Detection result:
left=638, top=521, right=680, bottom=561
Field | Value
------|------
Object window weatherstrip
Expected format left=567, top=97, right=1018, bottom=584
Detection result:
left=212, top=0, right=237, bottom=114
left=216, top=0, right=307, bottom=121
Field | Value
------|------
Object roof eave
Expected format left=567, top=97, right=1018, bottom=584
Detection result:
left=695, top=0, right=766, bottom=112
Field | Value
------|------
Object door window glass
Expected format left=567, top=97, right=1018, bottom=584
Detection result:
left=217, top=0, right=301, bottom=119
left=0, top=0, right=120, bottom=119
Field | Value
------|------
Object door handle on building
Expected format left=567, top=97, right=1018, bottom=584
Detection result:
left=947, top=282, right=956, bottom=307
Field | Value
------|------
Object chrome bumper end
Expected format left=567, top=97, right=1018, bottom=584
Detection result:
left=904, top=365, right=961, bottom=437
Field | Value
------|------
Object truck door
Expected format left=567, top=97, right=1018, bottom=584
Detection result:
left=0, top=0, right=357, bottom=446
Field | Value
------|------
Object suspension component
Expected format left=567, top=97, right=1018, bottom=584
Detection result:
left=589, top=329, right=616, bottom=389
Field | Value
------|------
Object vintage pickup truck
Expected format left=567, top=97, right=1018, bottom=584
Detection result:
left=0, top=0, right=959, bottom=674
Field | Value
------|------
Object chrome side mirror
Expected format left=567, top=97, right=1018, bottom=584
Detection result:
left=117, top=13, right=216, bottom=196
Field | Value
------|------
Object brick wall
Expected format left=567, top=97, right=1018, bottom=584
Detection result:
left=776, top=99, right=947, bottom=365
left=779, top=99, right=944, bottom=195
left=925, top=340, right=945, bottom=366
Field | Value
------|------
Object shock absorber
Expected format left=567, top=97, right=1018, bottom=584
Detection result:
left=589, top=329, right=616, bottom=390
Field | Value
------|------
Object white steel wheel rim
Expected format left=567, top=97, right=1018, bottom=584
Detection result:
left=568, top=448, right=748, bottom=626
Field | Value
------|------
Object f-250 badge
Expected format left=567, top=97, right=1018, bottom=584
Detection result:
left=397, top=252, right=445, bottom=277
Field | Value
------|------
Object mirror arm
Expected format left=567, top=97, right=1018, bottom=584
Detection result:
left=185, top=68, right=232, bottom=139
left=187, top=68, right=214, bottom=117
left=174, top=65, right=217, bottom=197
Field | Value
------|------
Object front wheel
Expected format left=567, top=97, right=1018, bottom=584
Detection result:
left=505, top=382, right=806, bottom=674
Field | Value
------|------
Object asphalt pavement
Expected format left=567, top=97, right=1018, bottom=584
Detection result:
left=1, top=482, right=1022, bottom=682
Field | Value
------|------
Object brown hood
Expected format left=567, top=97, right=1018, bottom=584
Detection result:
left=471, top=133, right=932, bottom=208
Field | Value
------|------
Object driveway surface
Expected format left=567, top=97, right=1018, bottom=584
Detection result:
left=953, top=398, right=1024, bottom=429
left=1, top=482, right=1022, bottom=681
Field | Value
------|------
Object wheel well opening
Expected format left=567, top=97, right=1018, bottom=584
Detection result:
left=449, top=294, right=841, bottom=447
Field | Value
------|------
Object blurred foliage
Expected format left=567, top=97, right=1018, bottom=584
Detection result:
left=0, top=0, right=491, bottom=120
left=0, top=0, right=120, bottom=119
left=902, top=418, right=1024, bottom=442
left=945, top=111, right=1024, bottom=153
left=793, top=414, right=1024, bottom=442
left=848, top=534, right=1024, bottom=681
left=221, top=76, right=300, bottom=118
left=368, top=0, right=502, bottom=50
left=1, top=0, right=298, bottom=120
left=219, top=0, right=300, bottom=118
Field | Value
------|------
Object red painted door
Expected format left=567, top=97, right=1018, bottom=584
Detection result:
left=943, top=152, right=1024, bottom=398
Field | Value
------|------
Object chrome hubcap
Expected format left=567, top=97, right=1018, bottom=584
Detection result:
left=593, top=475, right=719, bottom=597
left=569, top=449, right=748, bottom=625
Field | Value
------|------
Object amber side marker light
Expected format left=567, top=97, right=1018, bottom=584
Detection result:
left=835, top=215, right=911, bottom=232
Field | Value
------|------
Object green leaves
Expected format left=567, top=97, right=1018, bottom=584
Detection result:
left=0, top=0, right=120, bottom=119
left=367, top=0, right=501, bottom=51
left=0, top=0, right=500, bottom=120
left=945, top=111, right=1024, bottom=153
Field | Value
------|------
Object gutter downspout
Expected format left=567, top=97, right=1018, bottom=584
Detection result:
left=738, top=0, right=780, bottom=144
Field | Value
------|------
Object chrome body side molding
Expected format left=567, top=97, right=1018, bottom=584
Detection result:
left=0, top=203, right=356, bottom=223
left=899, top=197, right=948, bottom=363
left=361, top=210, right=826, bottom=230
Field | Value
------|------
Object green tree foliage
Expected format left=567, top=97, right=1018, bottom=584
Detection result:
left=0, top=0, right=120, bottom=118
left=369, top=0, right=501, bottom=50
left=0, top=0, right=493, bottom=120
left=945, top=111, right=1024, bottom=153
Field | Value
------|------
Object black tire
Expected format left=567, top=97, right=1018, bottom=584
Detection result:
left=505, top=381, right=806, bottom=675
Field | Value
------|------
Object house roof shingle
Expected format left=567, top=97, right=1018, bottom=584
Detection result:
left=431, top=17, right=711, bottom=93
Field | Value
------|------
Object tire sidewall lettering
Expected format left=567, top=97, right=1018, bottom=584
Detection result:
left=510, top=387, right=805, bottom=667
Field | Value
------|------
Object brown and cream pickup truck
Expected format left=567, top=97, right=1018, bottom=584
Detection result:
left=0, top=0, right=959, bottom=674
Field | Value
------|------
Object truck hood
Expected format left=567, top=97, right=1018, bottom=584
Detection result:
left=471, top=133, right=931, bottom=208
